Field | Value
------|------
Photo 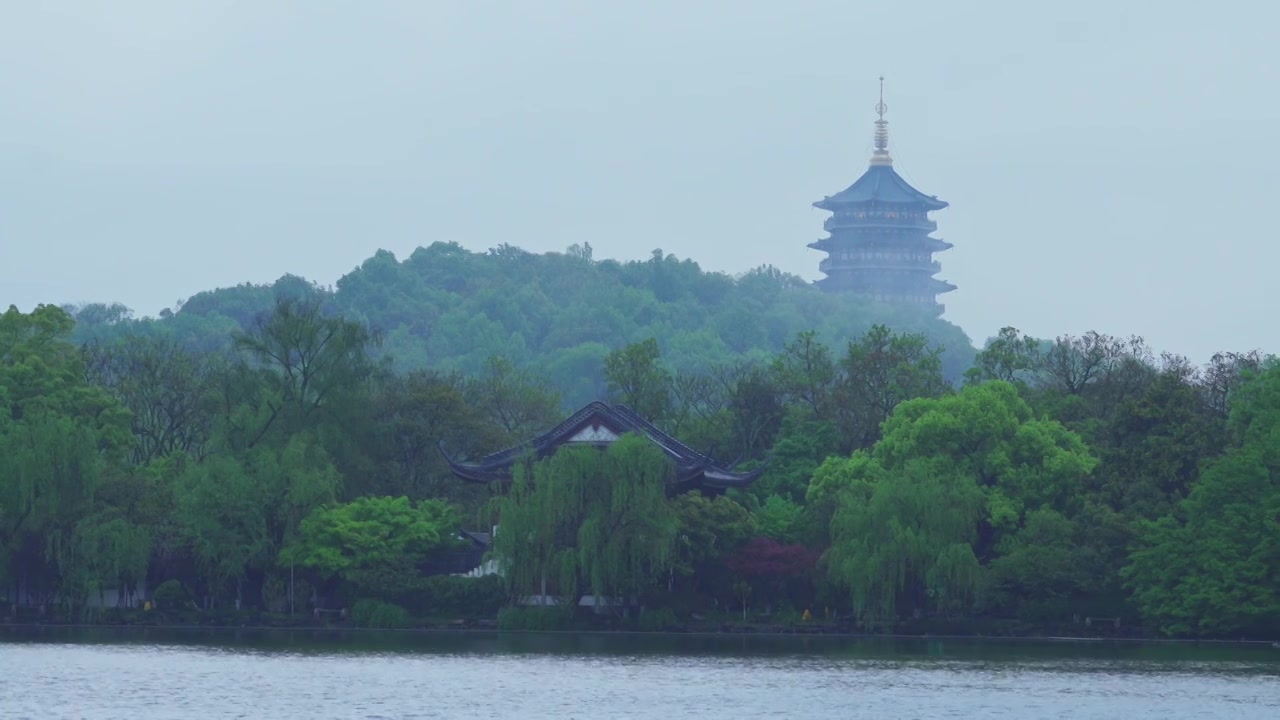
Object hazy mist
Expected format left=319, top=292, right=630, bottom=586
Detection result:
left=2, top=0, right=1277, bottom=360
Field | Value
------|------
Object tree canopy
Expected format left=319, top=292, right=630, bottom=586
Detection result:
left=1, top=245, right=1274, bottom=639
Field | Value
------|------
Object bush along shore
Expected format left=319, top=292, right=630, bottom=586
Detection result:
left=2, top=603, right=1158, bottom=641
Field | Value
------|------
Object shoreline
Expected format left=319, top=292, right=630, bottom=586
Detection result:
left=3, top=622, right=1276, bottom=647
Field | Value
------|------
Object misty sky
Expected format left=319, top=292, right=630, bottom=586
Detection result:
left=2, top=1, right=1277, bottom=361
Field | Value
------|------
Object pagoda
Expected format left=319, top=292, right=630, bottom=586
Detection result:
left=440, top=401, right=762, bottom=496
left=809, top=78, right=956, bottom=315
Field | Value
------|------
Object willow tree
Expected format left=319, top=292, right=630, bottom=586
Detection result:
left=0, top=305, right=132, bottom=605
left=57, top=513, right=152, bottom=611
left=487, top=434, right=679, bottom=609
left=824, top=456, right=984, bottom=626
left=823, top=381, right=1096, bottom=625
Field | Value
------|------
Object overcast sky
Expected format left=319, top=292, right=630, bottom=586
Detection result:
left=2, top=0, right=1277, bottom=361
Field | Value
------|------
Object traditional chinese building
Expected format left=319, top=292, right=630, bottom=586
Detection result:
left=810, top=79, right=955, bottom=315
left=440, top=401, right=762, bottom=496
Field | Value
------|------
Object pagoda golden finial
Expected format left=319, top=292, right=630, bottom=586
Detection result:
left=870, top=75, right=893, bottom=166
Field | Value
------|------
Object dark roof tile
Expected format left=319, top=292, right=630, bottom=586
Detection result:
left=440, top=401, right=762, bottom=491
left=814, top=164, right=947, bottom=211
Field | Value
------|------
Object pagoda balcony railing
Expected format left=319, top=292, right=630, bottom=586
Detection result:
left=824, top=215, right=937, bottom=232
left=820, top=257, right=942, bottom=274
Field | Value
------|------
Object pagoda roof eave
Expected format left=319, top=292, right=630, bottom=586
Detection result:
left=815, top=164, right=947, bottom=211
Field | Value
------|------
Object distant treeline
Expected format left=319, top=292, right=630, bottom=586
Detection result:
left=67, top=242, right=977, bottom=404
left=1, top=244, right=1276, bottom=638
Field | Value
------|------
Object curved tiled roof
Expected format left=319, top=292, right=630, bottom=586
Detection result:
left=814, top=164, right=947, bottom=211
left=439, top=401, right=763, bottom=491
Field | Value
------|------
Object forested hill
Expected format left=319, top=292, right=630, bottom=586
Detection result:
left=67, top=242, right=975, bottom=406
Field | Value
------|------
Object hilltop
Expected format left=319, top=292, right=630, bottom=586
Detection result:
left=68, top=242, right=975, bottom=405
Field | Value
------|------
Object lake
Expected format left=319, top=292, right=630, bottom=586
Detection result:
left=2, top=628, right=1278, bottom=718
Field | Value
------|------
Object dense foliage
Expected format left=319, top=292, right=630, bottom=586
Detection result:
left=66, top=243, right=976, bottom=406
left=2, top=247, right=1277, bottom=639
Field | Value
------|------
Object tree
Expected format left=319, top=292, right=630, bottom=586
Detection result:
left=725, top=537, right=819, bottom=615
left=669, top=493, right=755, bottom=602
left=58, top=512, right=151, bottom=610
left=82, top=335, right=219, bottom=464
left=753, top=495, right=804, bottom=545
left=172, top=454, right=270, bottom=607
left=369, top=370, right=503, bottom=503
left=1200, top=350, right=1265, bottom=419
left=280, top=495, right=461, bottom=600
left=722, top=362, right=785, bottom=462
left=1092, top=368, right=1226, bottom=518
left=603, top=339, right=672, bottom=423
left=466, top=355, right=562, bottom=442
left=1039, top=332, right=1154, bottom=425
left=987, top=507, right=1120, bottom=621
left=825, top=457, right=985, bottom=624
left=0, top=305, right=132, bottom=606
left=487, top=435, right=680, bottom=609
left=231, top=296, right=381, bottom=445
left=823, top=382, right=1097, bottom=623
left=771, top=331, right=836, bottom=420
left=1124, top=363, right=1280, bottom=637
left=834, top=325, right=949, bottom=451
left=174, top=435, right=340, bottom=608
left=750, top=411, right=838, bottom=503
left=1124, top=447, right=1280, bottom=637
left=965, top=327, right=1043, bottom=387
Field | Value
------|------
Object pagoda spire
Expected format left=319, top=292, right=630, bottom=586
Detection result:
left=870, top=76, right=893, bottom=167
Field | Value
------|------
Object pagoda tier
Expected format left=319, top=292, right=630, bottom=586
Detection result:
left=810, top=81, right=955, bottom=315
left=440, top=401, right=763, bottom=496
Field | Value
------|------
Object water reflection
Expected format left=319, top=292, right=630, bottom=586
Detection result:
left=2, top=629, right=1278, bottom=719
left=5, top=625, right=1279, bottom=668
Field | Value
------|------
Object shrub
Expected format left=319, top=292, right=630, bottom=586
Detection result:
left=402, top=575, right=505, bottom=618
left=351, top=599, right=412, bottom=629
left=637, top=608, right=678, bottom=632
left=152, top=580, right=191, bottom=610
left=496, top=606, right=573, bottom=632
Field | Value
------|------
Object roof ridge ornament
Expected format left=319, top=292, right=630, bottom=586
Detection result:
left=870, top=76, right=893, bottom=167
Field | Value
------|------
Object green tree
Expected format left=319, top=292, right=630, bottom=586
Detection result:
left=173, top=454, right=269, bottom=607
left=1124, top=364, right=1280, bottom=637
left=230, top=296, right=381, bottom=446
left=0, top=305, right=132, bottom=606
left=280, top=495, right=461, bottom=600
left=1092, top=368, right=1226, bottom=519
left=669, top=493, right=755, bottom=603
left=835, top=324, right=949, bottom=451
left=1125, top=448, right=1280, bottom=637
left=487, top=435, right=680, bottom=608
left=603, top=338, right=672, bottom=423
left=771, top=331, right=836, bottom=420
left=753, top=495, right=804, bottom=545
left=823, top=382, right=1097, bottom=623
left=466, top=355, right=563, bottom=442
left=82, top=335, right=219, bottom=464
left=368, top=370, right=503, bottom=504
left=58, top=512, right=152, bottom=610
left=750, top=412, right=838, bottom=502
left=965, top=326, right=1043, bottom=387
left=986, top=506, right=1128, bottom=622
left=174, top=435, right=340, bottom=608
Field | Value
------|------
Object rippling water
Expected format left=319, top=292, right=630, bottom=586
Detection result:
left=2, top=629, right=1278, bottom=719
